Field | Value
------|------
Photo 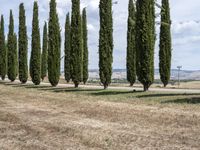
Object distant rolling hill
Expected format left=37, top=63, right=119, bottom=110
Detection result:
left=88, top=69, right=200, bottom=80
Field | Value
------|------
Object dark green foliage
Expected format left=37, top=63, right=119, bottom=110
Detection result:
left=48, top=0, right=61, bottom=86
left=64, top=13, right=71, bottom=83
left=159, top=0, right=172, bottom=87
left=82, top=8, right=88, bottom=84
left=41, top=22, right=48, bottom=81
left=99, top=0, right=113, bottom=89
left=126, top=0, right=136, bottom=86
left=7, top=10, right=18, bottom=82
left=18, top=3, right=28, bottom=84
left=136, top=0, right=155, bottom=91
left=71, top=0, right=83, bottom=88
left=30, top=1, right=41, bottom=85
left=0, top=15, right=7, bottom=80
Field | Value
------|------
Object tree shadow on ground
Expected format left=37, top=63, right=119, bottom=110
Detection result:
left=11, top=84, right=34, bottom=88
left=162, top=97, right=200, bottom=104
left=90, top=90, right=143, bottom=96
left=8, top=84, right=51, bottom=89
left=25, top=85, right=52, bottom=89
left=0, top=81, right=10, bottom=85
left=40, top=87, right=104, bottom=93
left=137, top=93, right=200, bottom=98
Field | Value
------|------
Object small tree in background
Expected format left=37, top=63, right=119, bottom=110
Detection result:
left=82, top=8, right=89, bottom=84
left=71, top=0, right=83, bottom=88
left=18, top=3, right=28, bottom=84
left=48, top=0, right=61, bottom=86
left=41, top=22, right=48, bottom=81
left=159, top=0, right=172, bottom=87
left=126, top=0, right=136, bottom=86
left=30, top=1, right=41, bottom=85
left=136, top=0, right=155, bottom=91
left=99, top=0, right=113, bottom=89
left=64, top=13, right=71, bottom=83
left=7, top=10, right=18, bottom=82
left=0, top=15, right=7, bottom=80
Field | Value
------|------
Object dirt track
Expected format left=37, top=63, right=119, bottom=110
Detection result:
left=0, top=83, right=200, bottom=150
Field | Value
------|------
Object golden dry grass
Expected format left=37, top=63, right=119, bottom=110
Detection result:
left=0, top=82, right=200, bottom=150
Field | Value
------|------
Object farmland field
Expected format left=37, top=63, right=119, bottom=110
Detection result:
left=0, top=81, right=200, bottom=150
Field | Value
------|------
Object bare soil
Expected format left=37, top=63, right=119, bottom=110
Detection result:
left=0, top=83, right=200, bottom=150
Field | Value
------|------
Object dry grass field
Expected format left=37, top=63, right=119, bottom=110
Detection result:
left=0, top=81, right=200, bottom=150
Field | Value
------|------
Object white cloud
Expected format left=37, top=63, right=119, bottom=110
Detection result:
left=87, top=24, right=95, bottom=32
left=172, top=21, right=200, bottom=35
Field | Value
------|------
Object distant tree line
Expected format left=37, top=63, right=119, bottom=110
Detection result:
left=0, top=0, right=171, bottom=91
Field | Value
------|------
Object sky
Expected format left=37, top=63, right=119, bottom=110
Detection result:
left=1, top=0, right=200, bottom=70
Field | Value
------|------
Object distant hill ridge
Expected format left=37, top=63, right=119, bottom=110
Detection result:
left=88, top=69, right=200, bottom=80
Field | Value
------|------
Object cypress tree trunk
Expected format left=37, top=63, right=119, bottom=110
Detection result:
left=30, top=1, right=41, bottom=85
left=18, top=3, right=28, bottom=84
left=71, top=0, right=82, bottom=88
left=41, top=22, right=48, bottom=81
left=82, top=8, right=88, bottom=85
left=7, top=10, right=18, bottom=82
left=99, top=0, right=113, bottom=89
left=136, top=0, right=155, bottom=91
left=0, top=15, right=7, bottom=80
left=127, top=0, right=136, bottom=87
left=64, top=13, right=71, bottom=83
left=48, top=0, right=61, bottom=87
left=159, top=0, right=172, bottom=87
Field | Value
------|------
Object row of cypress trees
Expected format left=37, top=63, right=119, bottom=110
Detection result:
left=0, top=0, right=171, bottom=91
left=0, top=0, right=89, bottom=88
left=126, top=0, right=171, bottom=91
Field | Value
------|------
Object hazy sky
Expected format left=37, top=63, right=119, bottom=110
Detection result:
left=1, top=0, right=200, bottom=70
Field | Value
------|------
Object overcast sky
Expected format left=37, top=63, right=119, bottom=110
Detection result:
left=1, top=0, right=200, bottom=70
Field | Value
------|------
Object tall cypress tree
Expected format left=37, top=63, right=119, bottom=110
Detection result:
left=30, top=1, right=41, bottom=85
left=127, top=0, right=136, bottom=86
left=99, top=0, right=113, bottom=89
left=82, top=8, right=88, bottom=84
left=0, top=15, right=7, bottom=80
left=64, top=13, right=71, bottom=83
left=41, top=22, right=48, bottom=81
left=7, top=10, right=18, bottom=82
left=14, top=34, right=18, bottom=77
left=18, top=3, right=28, bottom=84
left=136, top=0, right=155, bottom=91
left=48, top=0, right=61, bottom=86
left=71, top=0, right=82, bottom=88
left=159, top=0, right=171, bottom=87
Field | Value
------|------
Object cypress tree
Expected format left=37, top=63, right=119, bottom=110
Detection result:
left=159, top=0, right=172, bottom=87
left=41, top=22, right=48, bottom=81
left=99, top=0, right=113, bottom=89
left=18, top=3, right=28, bottom=84
left=0, top=15, right=7, bottom=80
left=64, top=13, right=71, bottom=83
left=7, top=10, right=18, bottom=82
left=14, top=34, right=18, bottom=77
left=126, top=0, right=136, bottom=86
left=48, top=0, right=61, bottom=87
left=136, top=0, right=155, bottom=91
left=30, top=1, right=41, bottom=85
left=82, top=8, right=88, bottom=84
left=71, top=0, right=82, bottom=88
